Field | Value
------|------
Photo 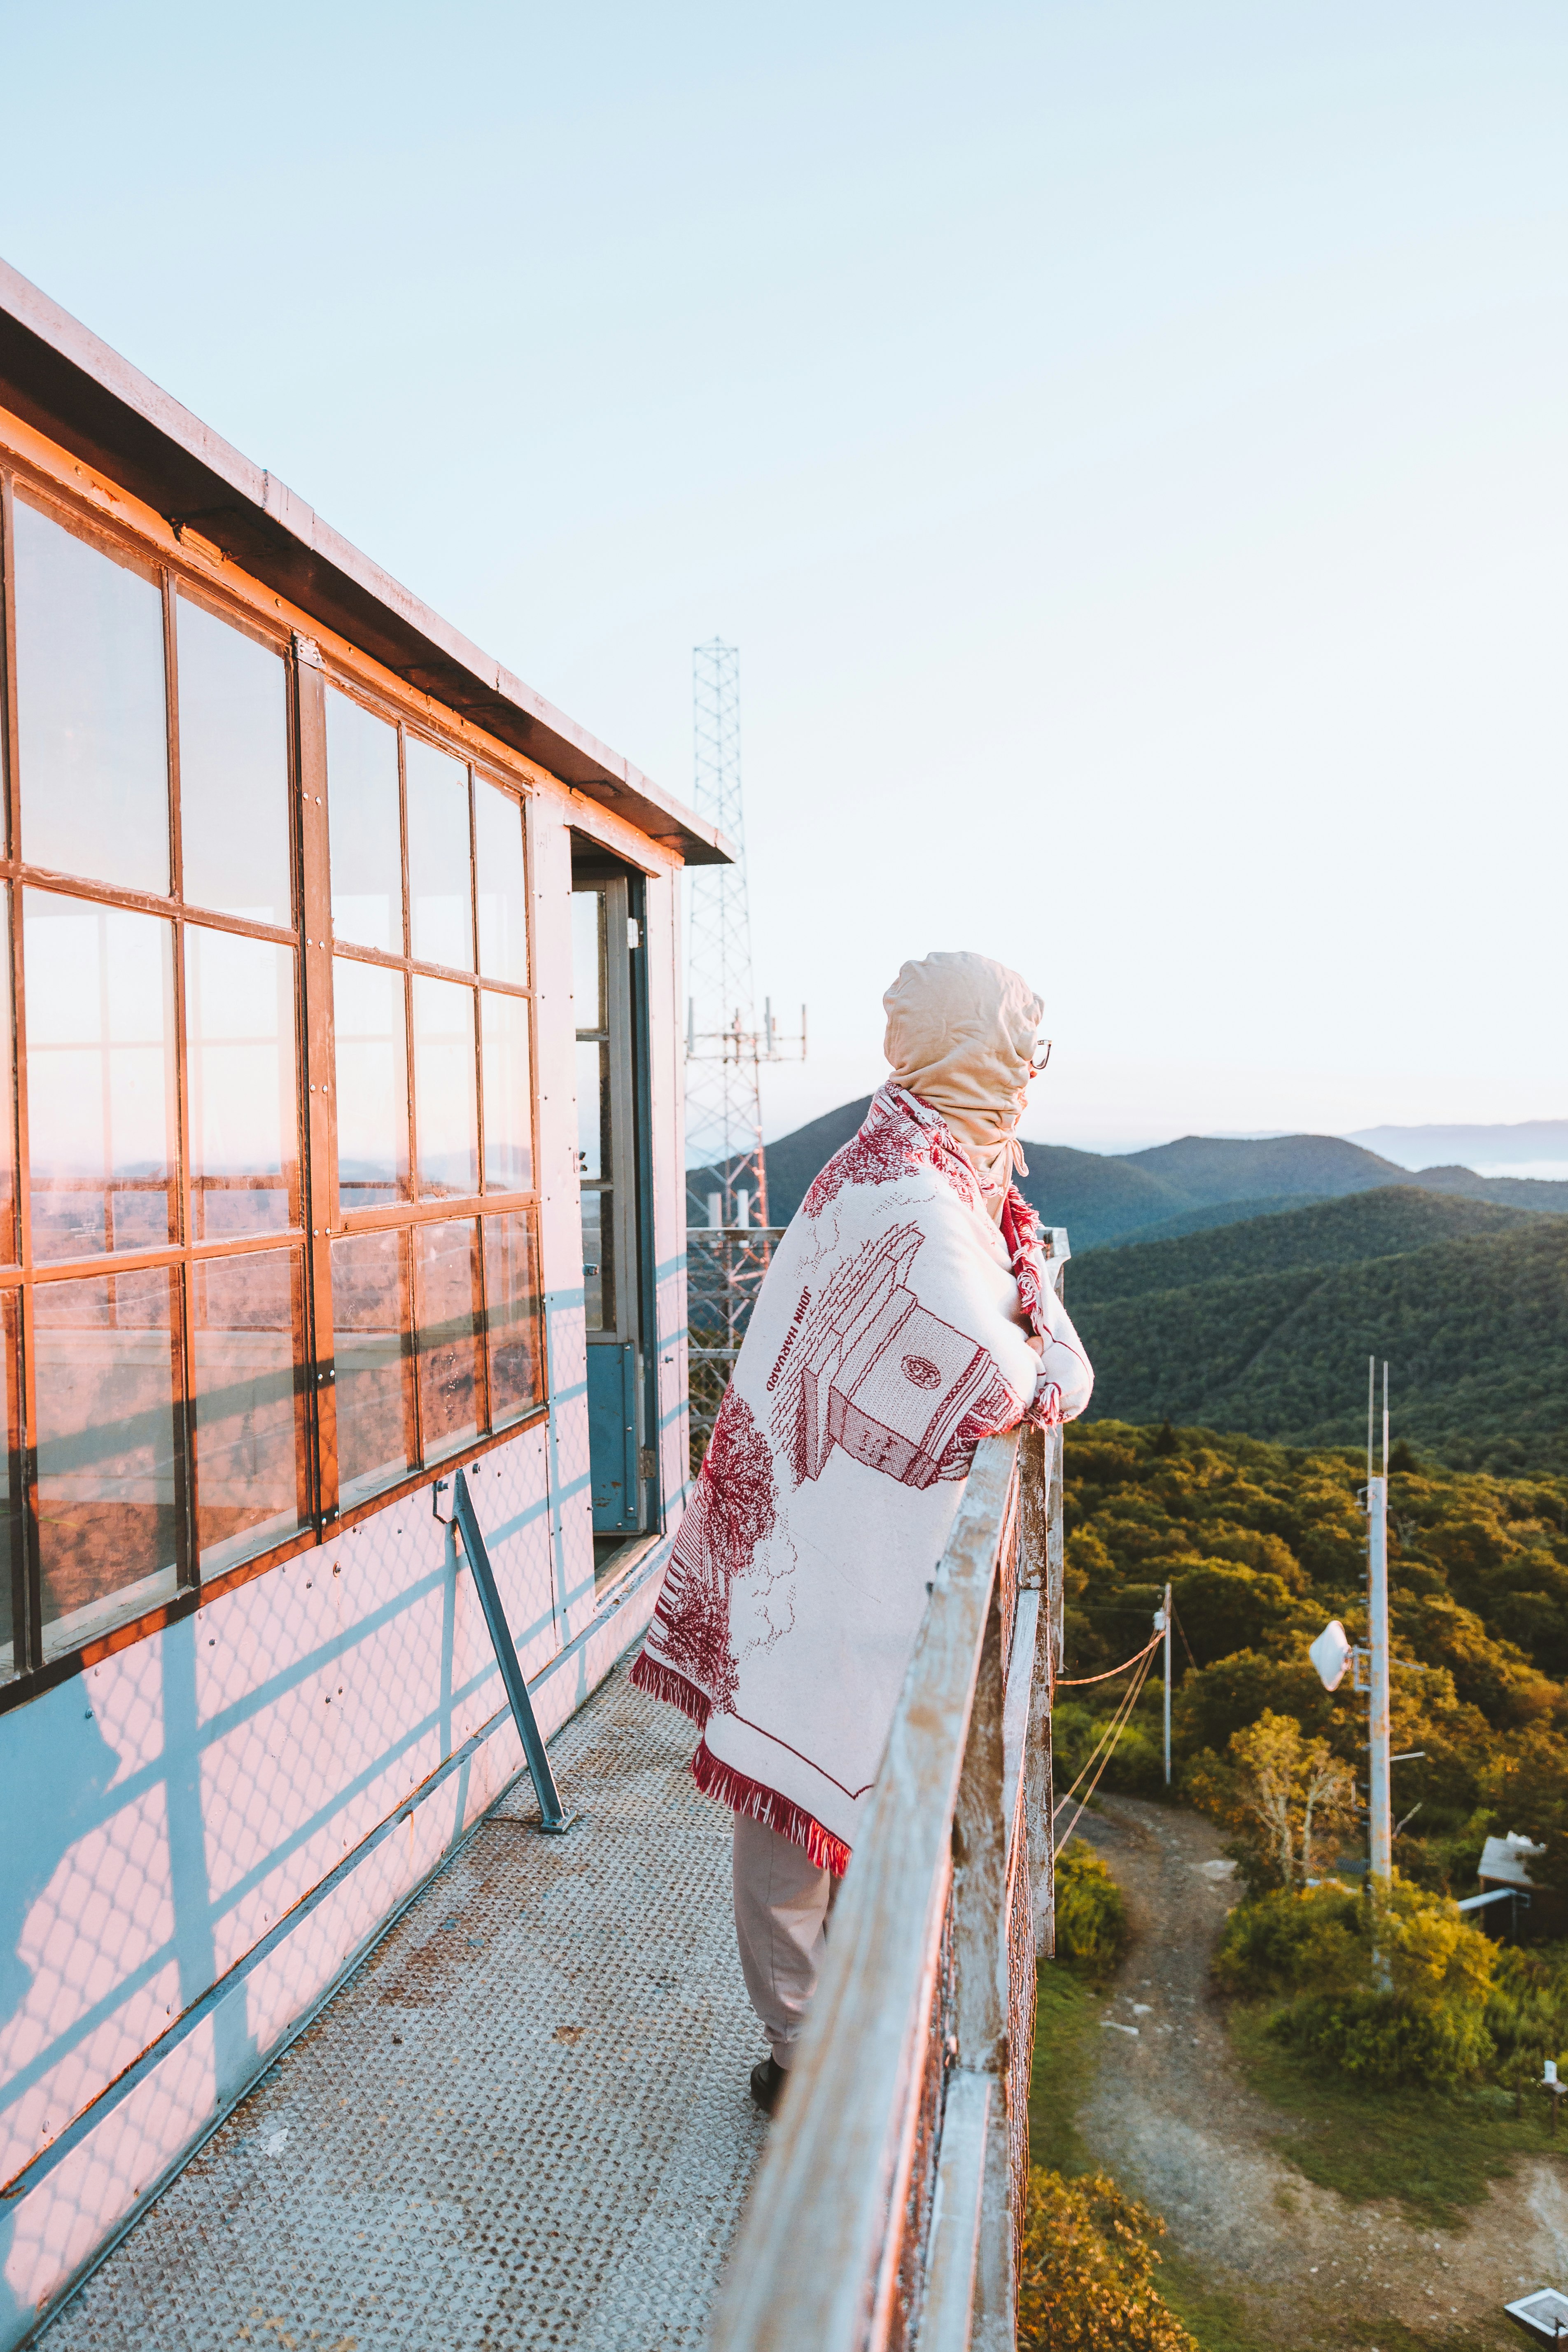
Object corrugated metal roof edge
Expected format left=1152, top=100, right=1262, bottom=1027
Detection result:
left=0, top=257, right=733, bottom=868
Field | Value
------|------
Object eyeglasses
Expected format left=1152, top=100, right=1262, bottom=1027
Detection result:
left=1030, top=1038, right=1053, bottom=1073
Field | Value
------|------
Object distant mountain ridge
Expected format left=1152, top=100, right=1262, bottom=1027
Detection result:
left=1348, top=1119, right=1568, bottom=1167
left=1067, top=1190, right=1568, bottom=1475
left=744, top=1102, right=1568, bottom=1246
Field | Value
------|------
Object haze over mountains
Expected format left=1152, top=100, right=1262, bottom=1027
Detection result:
left=1346, top=1119, right=1568, bottom=1169
left=726, top=1100, right=1568, bottom=1475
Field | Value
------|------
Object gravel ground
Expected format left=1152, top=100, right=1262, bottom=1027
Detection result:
left=1071, top=1796, right=1568, bottom=2348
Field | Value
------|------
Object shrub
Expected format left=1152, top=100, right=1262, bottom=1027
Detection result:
left=1270, top=1987, right=1493, bottom=2086
left=1217, top=1876, right=1500, bottom=2087
left=1054, top=1839, right=1129, bottom=1981
left=1053, top=1700, right=1165, bottom=1798
left=1484, top=1942, right=1568, bottom=2076
left=1213, top=1881, right=1364, bottom=2000
left=1019, top=2169, right=1197, bottom=2351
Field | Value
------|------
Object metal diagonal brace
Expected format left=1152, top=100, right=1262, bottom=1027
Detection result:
left=434, top=1467, right=575, bottom=1832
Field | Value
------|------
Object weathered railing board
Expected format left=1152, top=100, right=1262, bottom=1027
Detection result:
left=919, top=2070, right=990, bottom=2352
left=709, top=1433, right=1021, bottom=2352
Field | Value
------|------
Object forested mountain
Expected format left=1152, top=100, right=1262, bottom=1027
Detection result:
left=747, top=1100, right=1568, bottom=1245
left=1070, top=1186, right=1538, bottom=1302
left=1069, top=1198, right=1568, bottom=1475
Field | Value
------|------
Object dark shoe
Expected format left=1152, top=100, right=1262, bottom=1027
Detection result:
left=750, top=2056, right=788, bottom=2116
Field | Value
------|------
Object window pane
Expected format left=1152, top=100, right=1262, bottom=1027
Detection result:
left=187, top=927, right=300, bottom=1240
left=0, top=888, right=16, bottom=1264
left=475, top=780, right=527, bottom=984
left=0, top=1293, right=21, bottom=1682
left=572, top=889, right=604, bottom=1030
left=481, top=990, right=532, bottom=1192
left=177, top=598, right=291, bottom=922
left=579, top=1187, right=613, bottom=1331
left=13, top=500, right=170, bottom=894
left=484, top=1212, right=542, bottom=1428
left=406, top=738, right=473, bottom=970
left=327, top=690, right=402, bottom=952
left=413, top=975, right=478, bottom=1199
left=192, top=1248, right=307, bottom=1574
left=331, top=1228, right=415, bottom=1507
left=575, top=1036, right=607, bottom=1179
left=415, top=1218, right=482, bottom=1459
left=333, top=957, right=409, bottom=1210
left=24, top=892, right=177, bottom=1262
left=35, top=1264, right=182, bottom=1660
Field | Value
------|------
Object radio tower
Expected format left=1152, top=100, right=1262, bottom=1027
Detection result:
left=684, top=639, right=803, bottom=1459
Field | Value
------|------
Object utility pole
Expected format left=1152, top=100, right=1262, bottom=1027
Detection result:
left=1367, top=1357, right=1392, bottom=1885
left=1162, top=1580, right=1172, bottom=1787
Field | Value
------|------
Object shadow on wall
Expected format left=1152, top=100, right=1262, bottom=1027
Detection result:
left=0, top=1697, right=121, bottom=2334
left=0, top=1495, right=560, bottom=2339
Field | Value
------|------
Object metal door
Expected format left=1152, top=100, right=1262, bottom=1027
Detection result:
left=573, top=876, right=644, bottom=1535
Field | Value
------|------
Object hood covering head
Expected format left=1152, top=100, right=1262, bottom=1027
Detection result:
left=882, top=951, right=1043, bottom=1217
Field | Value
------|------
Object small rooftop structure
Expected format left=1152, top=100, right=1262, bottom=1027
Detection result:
left=1479, top=1832, right=1547, bottom=1891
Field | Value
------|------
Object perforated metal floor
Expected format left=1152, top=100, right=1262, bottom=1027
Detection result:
left=38, top=1666, right=768, bottom=2351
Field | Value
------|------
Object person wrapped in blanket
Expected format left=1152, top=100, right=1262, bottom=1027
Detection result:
left=632, top=952, right=1094, bottom=2112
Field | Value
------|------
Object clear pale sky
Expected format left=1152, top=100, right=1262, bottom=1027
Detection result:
left=2, top=2, right=1562, bottom=1151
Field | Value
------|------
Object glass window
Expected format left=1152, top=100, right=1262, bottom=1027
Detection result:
left=35, top=1264, right=182, bottom=1660
left=333, top=957, right=409, bottom=1211
left=415, top=1218, right=482, bottom=1460
left=579, top=1186, right=611, bottom=1331
left=483, top=1213, right=542, bottom=1428
left=327, top=690, right=402, bottom=952
left=481, top=990, right=532, bottom=1192
left=405, top=738, right=473, bottom=971
left=24, top=891, right=177, bottom=1263
left=176, top=597, right=291, bottom=923
left=0, top=1293, right=21, bottom=1682
left=412, top=975, right=478, bottom=1199
left=191, top=1248, right=307, bottom=1573
left=571, top=889, right=604, bottom=1029
left=576, top=1036, right=606, bottom=1181
left=331, top=1228, right=415, bottom=1508
left=13, top=500, right=170, bottom=895
left=475, top=780, right=527, bottom=985
left=186, top=927, right=300, bottom=1240
left=0, top=889, right=17, bottom=1266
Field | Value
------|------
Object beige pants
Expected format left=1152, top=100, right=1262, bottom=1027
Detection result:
left=732, top=1814, right=839, bottom=2069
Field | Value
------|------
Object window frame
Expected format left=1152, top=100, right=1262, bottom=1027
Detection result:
left=0, top=459, right=549, bottom=1711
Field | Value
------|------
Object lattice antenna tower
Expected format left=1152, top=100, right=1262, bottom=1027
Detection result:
left=684, top=641, right=805, bottom=1461
left=685, top=638, right=765, bottom=1226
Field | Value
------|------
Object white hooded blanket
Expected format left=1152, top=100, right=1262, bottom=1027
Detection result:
left=631, top=1082, right=1094, bottom=1873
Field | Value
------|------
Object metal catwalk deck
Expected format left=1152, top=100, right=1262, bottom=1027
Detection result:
left=37, top=1664, right=768, bottom=2352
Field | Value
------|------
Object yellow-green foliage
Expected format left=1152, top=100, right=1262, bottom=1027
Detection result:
left=1062, top=1422, right=1568, bottom=1927
left=1486, top=1942, right=1568, bottom=2079
left=1052, top=1838, right=1129, bottom=1981
left=1216, top=1877, right=1499, bottom=2085
left=1018, top=2170, right=1197, bottom=2351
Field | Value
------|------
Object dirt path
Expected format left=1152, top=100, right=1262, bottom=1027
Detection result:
left=1072, top=1797, right=1568, bottom=2347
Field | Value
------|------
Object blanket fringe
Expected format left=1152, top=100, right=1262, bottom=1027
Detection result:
left=691, top=1739, right=852, bottom=1878
left=628, top=1650, right=712, bottom=1728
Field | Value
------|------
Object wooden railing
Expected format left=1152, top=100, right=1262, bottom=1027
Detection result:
left=710, top=1246, right=1068, bottom=2352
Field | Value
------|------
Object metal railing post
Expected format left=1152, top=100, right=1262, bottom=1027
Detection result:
left=435, top=1466, right=574, bottom=1834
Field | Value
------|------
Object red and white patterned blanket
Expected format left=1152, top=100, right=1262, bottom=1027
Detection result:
left=631, top=1083, right=1094, bottom=1872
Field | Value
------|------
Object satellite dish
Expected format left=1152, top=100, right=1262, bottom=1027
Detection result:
left=1310, top=1619, right=1351, bottom=1693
